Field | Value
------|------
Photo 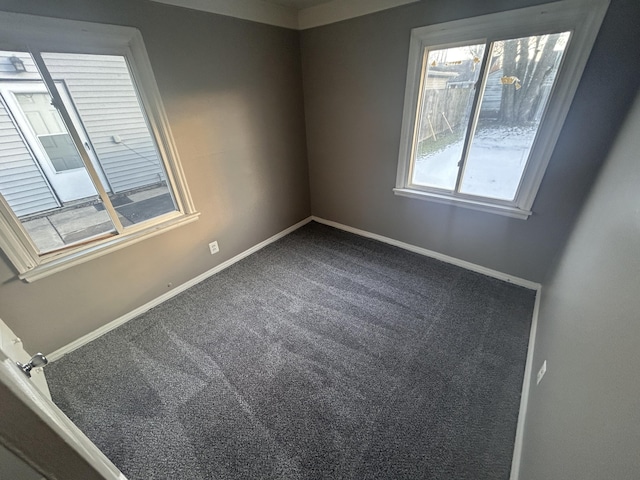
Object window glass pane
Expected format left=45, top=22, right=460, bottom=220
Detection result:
left=0, top=51, right=116, bottom=253
left=41, top=52, right=177, bottom=227
left=411, top=43, right=485, bottom=190
left=459, top=32, right=570, bottom=200
left=15, top=93, right=84, bottom=171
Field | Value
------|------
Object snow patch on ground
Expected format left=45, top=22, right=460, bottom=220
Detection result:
left=413, top=126, right=537, bottom=200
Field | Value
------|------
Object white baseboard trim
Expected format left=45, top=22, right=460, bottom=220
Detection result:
left=47, top=213, right=539, bottom=476
left=310, top=216, right=541, bottom=290
left=509, top=286, right=541, bottom=480
left=47, top=216, right=313, bottom=362
left=310, top=215, right=539, bottom=479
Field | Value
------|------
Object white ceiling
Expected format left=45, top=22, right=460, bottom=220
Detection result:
left=150, top=0, right=420, bottom=30
left=262, top=0, right=334, bottom=10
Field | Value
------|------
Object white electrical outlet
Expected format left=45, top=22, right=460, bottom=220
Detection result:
left=208, top=241, right=219, bottom=255
left=536, top=360, right=547, bottom=385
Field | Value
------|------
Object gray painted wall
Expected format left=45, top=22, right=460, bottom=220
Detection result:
left=0, top=0, right=310, bottom=354
left=519, top=92, right=640, bottom=479
left=0, top=444, right=43, bottom=480
left=0, top=1, right=638, bottom=475
left=300, top=0, right=640, bottom=282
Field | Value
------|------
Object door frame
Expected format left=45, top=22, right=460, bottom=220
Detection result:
left=0, top=349, right=126, bottom=480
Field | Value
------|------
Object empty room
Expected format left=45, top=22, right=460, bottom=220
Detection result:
left=0, top=0, right=638, bottom=479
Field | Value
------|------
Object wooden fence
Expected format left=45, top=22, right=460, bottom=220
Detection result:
left=417, top=86, right=474, bottom=143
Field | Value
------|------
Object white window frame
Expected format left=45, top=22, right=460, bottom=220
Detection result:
left=0, top=12, right=199, bottom=282
left=394, top=0, right=609, bottom=219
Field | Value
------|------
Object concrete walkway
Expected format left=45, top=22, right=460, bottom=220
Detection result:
left=22, top=185, right=174, bottom=253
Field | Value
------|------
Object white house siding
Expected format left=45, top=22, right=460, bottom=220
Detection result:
left=42, top=53, right=167, bottom=194
left=0, top=52, right=166, bottom=215
left=0, top=100, right=59, bottom=217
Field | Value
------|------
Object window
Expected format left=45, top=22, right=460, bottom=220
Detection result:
left=394, top=0, right=609, bottom=218
left=0, top=13, right=198, bottom=281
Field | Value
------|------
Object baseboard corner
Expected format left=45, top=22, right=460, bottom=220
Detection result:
left=310, top=216, right=540, bottom=290
left=310, top=215, right=541, bottom=480
left=47, top=216, right=313, bottom=362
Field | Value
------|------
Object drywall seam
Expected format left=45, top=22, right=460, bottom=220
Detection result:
left=47, top=216, right=313, bottom=361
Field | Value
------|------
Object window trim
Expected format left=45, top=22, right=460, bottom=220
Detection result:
left=0, top=12, right=198, bottom=282
left=394, top=0, right=610, bottom=218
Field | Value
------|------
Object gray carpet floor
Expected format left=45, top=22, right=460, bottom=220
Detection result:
left=47, top=222, right=535, bottom=480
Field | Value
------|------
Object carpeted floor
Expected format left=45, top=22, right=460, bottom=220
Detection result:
left=47, top=222, right=535, bottom=480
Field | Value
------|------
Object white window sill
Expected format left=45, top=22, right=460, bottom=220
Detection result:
left=19, top=212, right=200, bottom=283
left=393, top=188, right=532, bottom=219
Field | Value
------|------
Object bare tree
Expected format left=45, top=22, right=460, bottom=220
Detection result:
left=498, top=33, right=563, bottom=125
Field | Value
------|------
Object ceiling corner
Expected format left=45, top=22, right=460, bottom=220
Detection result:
left=149, top=0, right=421, bottom=30
left=297, top=0, right=421, bottom=30
left=151, top=0, right=299, bottom=29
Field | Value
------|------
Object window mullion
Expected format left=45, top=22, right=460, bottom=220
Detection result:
left=453, top=42, right=491, bottom=193
left=29, top=49, right=125, bottom=233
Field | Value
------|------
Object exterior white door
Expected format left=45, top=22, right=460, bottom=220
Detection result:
left=0, top=318, right=126, bottom=480
left=0, top=82, right=109, bottom=203
left=0, top=317, right=51, bottom=399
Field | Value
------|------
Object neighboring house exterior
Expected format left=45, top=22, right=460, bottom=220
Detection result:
left=0, top=52, right=166, bottom=217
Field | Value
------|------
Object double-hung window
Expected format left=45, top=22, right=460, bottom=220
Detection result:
left=394, top=0, right=609, bottom=218
left=0, top=13, right=197, bottom=281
